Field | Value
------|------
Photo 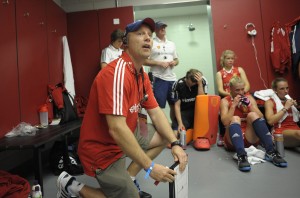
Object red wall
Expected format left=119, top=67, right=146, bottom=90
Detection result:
left=98, top=6, right=134, bottom=51
left=16, top=0, right=49, bottom=124
left=260, top=0, right=300, bottom=99
left=0, top=0, right=20, bottom=136
left=0, top=0, right=67, bottom=138
left=67, top=7, right=134, bottom=98
left=67, top=11, right=100, bottom=98
left=47, top=0, right=67, bottom=85
left=211, top=0, right=300, bottom=100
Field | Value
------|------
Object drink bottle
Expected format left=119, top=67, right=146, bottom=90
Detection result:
left=274, top=133, right=284, bottom=157
left=31, top=181, right=42, bottom=198
left=180, top=129, right=187, bottom=150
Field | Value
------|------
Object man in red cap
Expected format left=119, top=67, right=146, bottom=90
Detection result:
left=56, top=18, right=187, bottom=198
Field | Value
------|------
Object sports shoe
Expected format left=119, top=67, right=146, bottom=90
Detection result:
left=237, top=154, right=251, bottom=172
left=133, top=179, right=152, bottom=198
left=265, top=150, right=288, bottom=167
left=217, top=135, right=224, bottom=147
left=57, top=171, right=78, bottom=198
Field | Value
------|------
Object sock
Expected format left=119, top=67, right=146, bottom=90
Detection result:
left=130, top=176, right=136, bottom=181
left=252, top=118, right=273, bottom=153
left=68, top=179, right=84, bottom=197
left=229, top=123, right=246, bottom=156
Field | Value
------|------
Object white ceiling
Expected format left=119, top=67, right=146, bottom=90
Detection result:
left=134, top=3, right=208, bottom=19
left=59, top=0, right=209, bottom=17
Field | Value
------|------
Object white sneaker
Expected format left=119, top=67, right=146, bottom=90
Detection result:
left=57, top=171, right=78, bottom=198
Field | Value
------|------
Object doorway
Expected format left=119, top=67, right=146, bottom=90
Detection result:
left=134, top=1, right=217, bottom=121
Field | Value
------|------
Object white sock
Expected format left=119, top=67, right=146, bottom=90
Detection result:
left=130, top=176, right=136, bottom=181
left=68, top=180, right=84, bottom=197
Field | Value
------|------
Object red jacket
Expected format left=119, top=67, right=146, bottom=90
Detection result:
left=270, top=21, right=291, bottom=73
left=0, top=170, right=30, bottom=198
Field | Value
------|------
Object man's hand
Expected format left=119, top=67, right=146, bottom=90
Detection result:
left=193, top=72, right=203, bottom=84
left=160, top=61, right=170, bottom=69
left=169, top=60, right=177, bottom=67
left=177, top=124, right=185, bottom=134
left=171, top=145, right=188, bottom=172
left=150, top=164, right=177, bottom=182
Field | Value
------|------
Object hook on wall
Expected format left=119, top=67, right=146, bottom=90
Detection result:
left=2, top=0, right=9, bottom=5
left=188, top=23, right=195, bottom=31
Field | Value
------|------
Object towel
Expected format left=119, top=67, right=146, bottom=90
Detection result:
left=233, top=146, right=266, bottom=165
left=62, top=36, right=76, bottom=98
left=254, top=89, right=299, bottom=124
left=253, top=89, right=274, bottom=101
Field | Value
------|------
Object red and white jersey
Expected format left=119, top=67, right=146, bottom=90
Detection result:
left=220, top=67, right=240, bottom=93
left=78, top=52, right=158, bottom=176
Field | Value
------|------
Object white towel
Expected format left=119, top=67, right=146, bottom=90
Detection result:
left=62, top=36, right=76, bottom=98
left=253, top=89, right=274, bottom=101
left=233, top=146, right=266, bottom=165
left=290, top=106, right=300, bottom=123
left=254, top=89, right=299, bottom=124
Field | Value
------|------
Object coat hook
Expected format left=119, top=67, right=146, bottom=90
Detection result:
left=2, top=0, right=9, bottom=5
left=24, top=12, right=30, bottom=17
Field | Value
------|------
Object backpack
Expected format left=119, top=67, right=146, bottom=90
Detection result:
left=49, top=141, right=83, bottom=176
left=47, top=83, right=78, bottom=124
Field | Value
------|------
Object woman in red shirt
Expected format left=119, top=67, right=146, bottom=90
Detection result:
left=216, top=50, right=251, bottom=146
left=264, top=77, right=300, bottom=148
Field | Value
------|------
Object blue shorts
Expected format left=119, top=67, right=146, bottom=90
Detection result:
left=153, top=77, right=176, bottom=108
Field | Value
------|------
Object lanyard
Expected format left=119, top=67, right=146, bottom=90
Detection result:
left=134, top=68, right=148, bottom=106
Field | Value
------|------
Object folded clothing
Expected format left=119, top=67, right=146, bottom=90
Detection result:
left=233, top=145, right=266, bottom=165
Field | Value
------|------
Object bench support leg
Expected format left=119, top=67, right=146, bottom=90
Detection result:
left=33, top=147, right=43, bottom=193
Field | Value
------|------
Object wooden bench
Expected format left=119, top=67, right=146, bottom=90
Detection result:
left=0, top=119, right=82, bottom=192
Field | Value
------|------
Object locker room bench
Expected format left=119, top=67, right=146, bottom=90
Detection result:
left=0, top=119, right=82, bottom=192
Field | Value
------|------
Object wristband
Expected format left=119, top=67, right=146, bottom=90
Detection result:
left=281, top=108, right=287, bottom=113
left=170, top=140, right=182, bottom=148
left=144, top=162, right=154, bottom=179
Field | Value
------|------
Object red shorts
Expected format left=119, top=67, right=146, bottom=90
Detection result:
left=273, top=125, right=300, bottom=134
left=223, top=126, right=260, bottom=151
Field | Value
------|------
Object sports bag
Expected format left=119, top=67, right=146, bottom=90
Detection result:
left=48, top=83, right=78, bottom=124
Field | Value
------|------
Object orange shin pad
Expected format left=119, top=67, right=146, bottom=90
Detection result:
left=186, top=129, right=193, bottom=144
left=193, top=95, right=220, bottom=145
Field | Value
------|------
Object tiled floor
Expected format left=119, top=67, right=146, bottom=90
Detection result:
left=34, top=144, right=300, bottom=198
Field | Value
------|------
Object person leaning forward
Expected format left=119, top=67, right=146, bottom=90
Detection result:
left=56, top=17, right=188, bottom=198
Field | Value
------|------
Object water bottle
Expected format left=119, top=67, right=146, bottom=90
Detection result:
left=180, top=129, right=187, bottom=150
left=274, top=133, right=285, bottom=157
left=31, top=181, right=42, bottom=198
left=38, top=104, right=48, bottom=127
